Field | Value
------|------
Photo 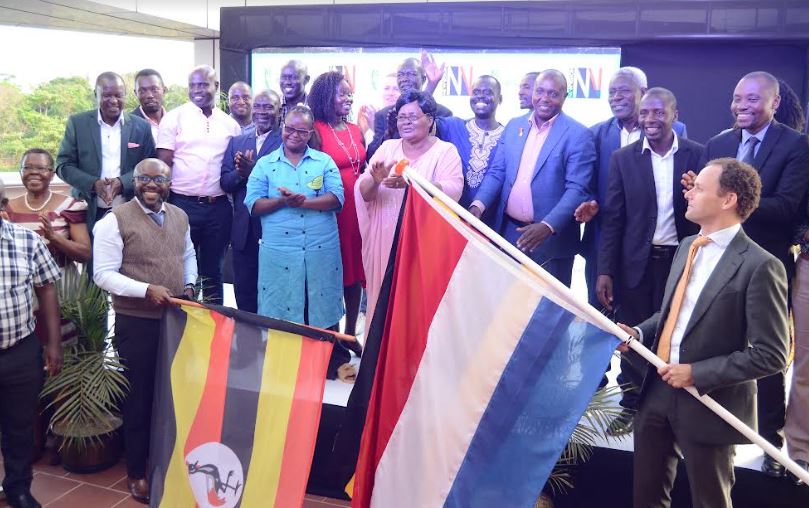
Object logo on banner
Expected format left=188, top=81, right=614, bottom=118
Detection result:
left=570, top=68, right=603, bottom=99
left=333, top=65, right=357, bottom=91
left=186, top=442, right=244, bottom=508
left=447, top=66, right=473, bottom=96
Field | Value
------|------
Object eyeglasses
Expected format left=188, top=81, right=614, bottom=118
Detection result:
left=134, top=175, right=171, bottom=184
left=21, top=165, right=53, bottom=174
left=283, top=125, right=313, bottom=137
left=396, top=113, right=428, bottom=124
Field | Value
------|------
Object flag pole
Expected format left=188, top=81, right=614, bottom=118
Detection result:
left=402, top=168, right=809, bottom=485
left=167, top=297, right=357, bottom=342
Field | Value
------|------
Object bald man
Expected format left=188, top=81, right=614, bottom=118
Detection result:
left=700, top=70, right=809, bottom=477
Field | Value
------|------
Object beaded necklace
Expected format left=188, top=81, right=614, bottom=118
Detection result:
left=328, top=121, right=362, bottom=176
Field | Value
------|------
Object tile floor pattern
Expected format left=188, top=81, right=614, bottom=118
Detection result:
left=0, top=456, right=349, bottom=508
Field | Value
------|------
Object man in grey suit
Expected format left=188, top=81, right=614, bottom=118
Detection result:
left=618, top=157, right=789, bottom=508
left=57, top=72, right=156, bottom=234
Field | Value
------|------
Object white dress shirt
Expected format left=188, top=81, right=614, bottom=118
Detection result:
left=620, top=125, right=641, bottom=147
left=92, top=199, right=197, bottom=298
left=667, top=223, right=741, bottom=364
left=256, top=129, right=271, bottom=155
left=97, top=110, right=126, bottom=209
left=643, top=135, right=679, bottom=246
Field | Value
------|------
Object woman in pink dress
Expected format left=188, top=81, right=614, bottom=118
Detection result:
left=355, top=90, right=463, bottom=338
left=309, top=71, right=367, bottom=337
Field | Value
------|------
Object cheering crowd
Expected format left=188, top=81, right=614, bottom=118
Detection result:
left=1, top=51, right=808, bottom=507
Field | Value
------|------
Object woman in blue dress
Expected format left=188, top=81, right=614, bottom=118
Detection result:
left=436, top=75, right=504, bottom=227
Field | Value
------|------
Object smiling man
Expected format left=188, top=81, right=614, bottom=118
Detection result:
left=517, top=71, right=539, bottom=111
left=57, top=71, right=155, bottom=235
left=699, top=71, right=809, bottom=477
left=156, top=65, right=241, bottom=305
left=93, top=158, right=196, bottom=504
left=279, top=60, right=310, bottom=121
left=228, top=81, right=255, bottom=134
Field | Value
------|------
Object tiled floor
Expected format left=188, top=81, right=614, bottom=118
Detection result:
left=0, top=456, right=350, bottom=507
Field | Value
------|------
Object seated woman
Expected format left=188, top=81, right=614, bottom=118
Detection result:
left=436, top=75, right=505, bottom=227
left=244, top=105, right=353, bottom=380
left=4, top=148, right=92, bottom=344
left=355, top=90, right=463, bottom=338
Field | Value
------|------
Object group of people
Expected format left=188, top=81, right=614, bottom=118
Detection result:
left=0, top=51, right=807, bottom=508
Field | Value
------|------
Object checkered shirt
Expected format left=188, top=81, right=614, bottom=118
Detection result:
left=0, top=220, right=61, bottom=348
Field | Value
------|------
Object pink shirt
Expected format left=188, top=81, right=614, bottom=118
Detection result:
left=505, top=114, right=558, bottom=222
left=157, top=102, right=241, bottom=197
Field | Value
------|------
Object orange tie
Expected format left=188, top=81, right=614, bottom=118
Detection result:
left=656, top=236, right=712, bottom=362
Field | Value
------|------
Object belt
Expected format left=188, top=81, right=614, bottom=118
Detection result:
left=170, top=192, right=226, bottom=204
left=650, top=244, right=677, bottom=260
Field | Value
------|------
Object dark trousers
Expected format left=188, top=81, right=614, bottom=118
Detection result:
left=114, top=314, right=160, bottom=479
left=169, top=193, right=233, bottom=305
left=617, top=249, right=675, bottom=410
left=757, top=371, right=786, bottom=448
left=232, top=240, right=259, bottom=314
left=634, top=376, right=735, bottom=508
left=502, top=216, right=574, bottom=287
left=0, top=335, right=43, bottom=496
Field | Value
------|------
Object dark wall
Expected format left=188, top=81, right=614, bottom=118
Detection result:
left=622, top=42, right=808, bottom=143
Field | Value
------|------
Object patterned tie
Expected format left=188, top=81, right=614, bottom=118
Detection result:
left=741, top=136, right=759, bottom=166
left=148, top=211, right=164, bottom=227
left=656, top=235, right=713, bottom=362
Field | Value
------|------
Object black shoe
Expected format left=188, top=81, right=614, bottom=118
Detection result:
left=761, top=455, right=786, bottom=478
left=606, top=408, right=635, bottom=437
left=5, top=491, right=41, bottom=508
left=787, top=459, right=809, bottom=486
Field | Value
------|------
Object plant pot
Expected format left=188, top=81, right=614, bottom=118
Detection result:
left=52, top=415, right=123, bottom=474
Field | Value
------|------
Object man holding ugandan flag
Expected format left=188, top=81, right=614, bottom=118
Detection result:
left=93, top=158, right=197, bottom=504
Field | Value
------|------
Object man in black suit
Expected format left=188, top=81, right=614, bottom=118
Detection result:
left=620, top=158, right=789, bottom=508
left=220, top=90, right=282, bottom=313
left=366, top=52, right=453, bottom=160
left=131, top=68, right=167, bottom=142
left=700, top=71, right=809, bottom=477
left=598, top=88, right=704, bottom=434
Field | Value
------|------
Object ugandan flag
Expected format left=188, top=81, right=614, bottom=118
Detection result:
left=149, top=302, right=335, bottom=508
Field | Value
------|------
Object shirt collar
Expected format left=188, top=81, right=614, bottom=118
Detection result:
left=642, top=133, right=679, bottom=158
left=0, top=219, right=14, bottom=241
left=97, top=109, right=124, bottom=127
left=139, top=106, right=165, bottom=125
left=741, top=121, right=772, bottom=145
left=134, top=197, right=166, bottom=215
left=528, top=112, right=559, bottom=131
left=701, top=223, right=741, bottom=249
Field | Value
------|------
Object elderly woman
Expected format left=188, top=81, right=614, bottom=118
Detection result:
left=355, top=90, right=463, bottom=337
left=245, top=105, right=351, bottom=377
left=308, top=71, right=366, bottom=337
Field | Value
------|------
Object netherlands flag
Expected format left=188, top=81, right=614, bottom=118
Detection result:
left=351, top=180, right=620, bottom=508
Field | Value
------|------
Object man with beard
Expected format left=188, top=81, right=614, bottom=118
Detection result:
left=93, top=158, right=196, bottom=504
left=57, top=72, right=155, bottom=234
left=366, top=52, right=453, bottom=160
left=131, top=68, right=167, bottom=141
left=518, top=72, right=539, bottom=111
left=597, top=89, right=704, bottom=435
left=697, top=71, right=809, bottom=477
left=220, top=90, right=282, bottom=313
left=157, top=65, right=241, bottom=305
left=279, top=60, right=310, bottom=122
left=470, top=69, right=595, bottom=286
left=228, top=81, right=255, bottom=135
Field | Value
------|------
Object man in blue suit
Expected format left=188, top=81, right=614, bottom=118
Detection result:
left=220, top=90, right=283, bottom=313
left=471, top=69, right=595, bottom=286
left=577, top=67, right=687, bottom=306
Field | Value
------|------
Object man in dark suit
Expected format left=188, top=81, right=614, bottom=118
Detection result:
left=597, top=88, right=704, bottom=434
left=470, top=69, right=595, bottom=286
left=57, top=71, right=156, bottom=235
left=131, top=68, right=167, bottom=141
left=699, top=71, right=809, bottom=477
left=366, top=52, right=453, bottom=160
left=620, top=158, right=789, bottom=508
left=220, top=90, right=282, bottom=313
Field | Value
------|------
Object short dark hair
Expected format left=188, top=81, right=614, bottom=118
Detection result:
left=643, top=87, right=677, bottom=110
left=394, top=89, right=437, bottom=117
left=95, top=71, right=124, bottom=88
left=20, top=148, right=54, bottom=170
left=134, top=68, right=164, bottom=86
left=285, top=104, right=314, bottom=126
left=307, top=71, right=346, bottom=124
left=709, top=157, right=761, bottom=221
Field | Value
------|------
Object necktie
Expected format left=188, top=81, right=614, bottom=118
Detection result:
left=148, top=211, right=164, bottom=227
left=656, top=235, right=712, bottom=362
left=741, top=136, right=759, bottom=166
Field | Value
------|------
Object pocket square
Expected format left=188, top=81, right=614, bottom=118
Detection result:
left=127, top=142, right=140, bottom=148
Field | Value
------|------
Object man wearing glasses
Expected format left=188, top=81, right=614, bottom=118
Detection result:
left=157, top=65, right=241, bottom=305
left=93, top=158, right=196, bottom=505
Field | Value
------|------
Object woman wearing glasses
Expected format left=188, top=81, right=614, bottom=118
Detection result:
left=245, top=105, right=352, bottom=378
left=355, top=90, right=463, bottom=338
left=308, top=71, right=366, bottom=338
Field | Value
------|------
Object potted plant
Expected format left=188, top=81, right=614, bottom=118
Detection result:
left=40, top=268, right=129, bottom=473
